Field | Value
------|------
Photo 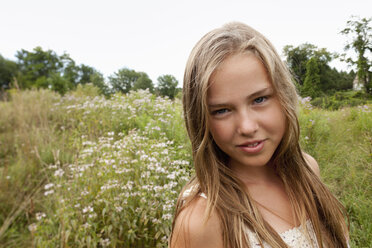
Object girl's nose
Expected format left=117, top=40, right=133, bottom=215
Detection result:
left=236, top=112, right=258, bottom=136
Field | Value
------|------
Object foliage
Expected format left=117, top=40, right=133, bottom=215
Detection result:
left=341, top=16, right=372, bottom=94
left=298, top=98, right=372, bottom=247
left=108, top=68, right=136, bottom=94
left=90, top=72, right=111, bottom=96
left=15, top=47, right=67, bottom=90
left=132, top=72, right=154, bottom=93
left=302, top=57, right=321, bottom=98
left=283, top=44, right=354, bottom=96
left=0, top=88, right=191, bottom=247
left=2, top=47, right=108, bottom=95
left=0, top=89, right=65, bottom=247
left=0, top=55, right=18, bottom=90
left=156, top=74, right=179, bottom=99
left=311, top=90, right=372, bottom=110
left=283, top=43, right=332, bottom=86
left=109, top=68, right=154, bottom=94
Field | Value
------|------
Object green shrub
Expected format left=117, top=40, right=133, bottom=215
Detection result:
left=311, top=90, right=372, bottom=110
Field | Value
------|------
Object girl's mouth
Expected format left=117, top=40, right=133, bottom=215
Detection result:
left=237, top=140, right=265, bottom=153
left=245, top=142, right=259, bottom=147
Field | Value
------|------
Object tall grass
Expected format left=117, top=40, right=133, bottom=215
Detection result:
left=0, top=86, right=371, bottom=247
left=299, top=99, right=372, bottom=247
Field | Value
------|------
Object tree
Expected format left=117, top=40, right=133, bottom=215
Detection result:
left=13, top=47, right=104, bottom=95
left=61, top=57, right=97, bottom=86
left=283, top=43, right=317, bottom=86
left=47, top=73, right=71, bottom=95
left=302, top=57, right=321, bottom=98
left=109, top=68, right=139, bottom=93
left=77, top=64, right=98, bottom=85
left=283, top=44, right=333, bottom=86
left=156, top=74, right=179, bottom=99
left=15, top=46, right=65, bottom=89
left=341, top=16, right=372, bottom=94
left=0, top=55, right=18, bottom=90
left=90, top=71, right=110, bottom=96
left=283, top=43, right=353, bottom=95
left=132, top=72, right=154, bottom=92
left=109, top=68, right=154, bottom=94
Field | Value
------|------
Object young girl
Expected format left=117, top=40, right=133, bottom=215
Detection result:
left=170, top=22, right=349, bottom=248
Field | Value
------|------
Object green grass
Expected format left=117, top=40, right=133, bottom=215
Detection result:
left=0, top=86, right=371, bottom=247
left=299, top=101, right=372, bottom=247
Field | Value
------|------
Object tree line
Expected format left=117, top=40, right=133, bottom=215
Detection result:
left=0, top=16, right=370, bottom=100
left=284, top=16, right=371, bottom=99
left=0, top=48, right=180, bottom=99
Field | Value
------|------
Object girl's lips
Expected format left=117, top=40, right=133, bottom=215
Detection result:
left=237, top=140, right=265, bottom=153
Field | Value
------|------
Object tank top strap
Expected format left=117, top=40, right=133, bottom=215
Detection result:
left=182, top=184, right=207, bottom=199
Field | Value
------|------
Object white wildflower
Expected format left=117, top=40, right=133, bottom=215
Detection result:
left=36, top=212, right=46, bottom=221
left=115, top=206, right=123, bottom=212
left=82, top=141, right=95, bottom=146
left=82, top=206, right=93, bottom=213
left=28, top=223, right=37, bottom=232
left=162, top=213, right=172, bottom=220
left=48, top=164, right=57, bottom=169
left=81, top=190, right=89, bottom=196
left=44, top=190, right=54, bottom=196
left=167, top=172, right=176, bottom=180
left=100, top=238, right=111, bottom=247
left=82, top=223, right=91, bottom=229
left=44, top=183, right=54, bottom=190
left=88, top=213, right=97, bottom=219
left=54, top=169, right=64, bottom=177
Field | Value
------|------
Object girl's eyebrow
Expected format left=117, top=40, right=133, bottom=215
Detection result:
left=208, top=87, right=273, bottom=108
left=249, top=87, right=273, bottom=99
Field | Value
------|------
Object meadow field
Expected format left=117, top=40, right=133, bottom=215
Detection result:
left=0, top=85, right=371, bottom=247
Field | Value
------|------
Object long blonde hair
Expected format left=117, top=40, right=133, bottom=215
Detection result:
left=171, top=22, right=348, bottom=248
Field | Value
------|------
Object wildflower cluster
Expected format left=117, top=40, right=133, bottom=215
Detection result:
left=31, top=90, right=192, bottom=247
left=299, top=96, right=313, bottom=112
left=53, top=90, right=185, bottom=144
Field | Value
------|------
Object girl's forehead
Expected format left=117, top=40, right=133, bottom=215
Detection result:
left=208, top=53, right=271, bottom=90
left=208, top=51, right=270, bottom=83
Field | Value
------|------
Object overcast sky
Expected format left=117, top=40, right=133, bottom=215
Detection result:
left=1, top=0, right=371, bottom=85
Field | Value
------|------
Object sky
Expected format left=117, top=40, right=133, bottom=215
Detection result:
left=1, top=0, right=371, bottom=86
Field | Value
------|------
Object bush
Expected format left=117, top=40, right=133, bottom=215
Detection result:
left=311, top=91, right=372, bottom=110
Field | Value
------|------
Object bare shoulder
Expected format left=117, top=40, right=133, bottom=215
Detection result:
left=303, top=152, right=320, bottom=177
left=170, top=196, right=223, bottom=248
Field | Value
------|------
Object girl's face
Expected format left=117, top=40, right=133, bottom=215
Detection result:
left=207, top=52, right=286, bottom=171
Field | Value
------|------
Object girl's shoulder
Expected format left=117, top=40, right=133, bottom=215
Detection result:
left=171, top=187, right=223, bottom=248
left=302, top=152, right=320, bottom=177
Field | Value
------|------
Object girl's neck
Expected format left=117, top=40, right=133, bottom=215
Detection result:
left=229, top=160, right=279, bottom=185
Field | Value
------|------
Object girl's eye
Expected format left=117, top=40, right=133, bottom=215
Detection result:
left=212, top=108, right=229, bottom=115
left=253, top=96, right=268, bottom=104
